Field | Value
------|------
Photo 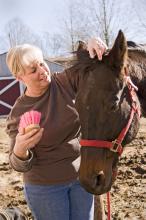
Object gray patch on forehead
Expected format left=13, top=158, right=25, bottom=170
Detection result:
left=81, top=71, right=96, bottom=105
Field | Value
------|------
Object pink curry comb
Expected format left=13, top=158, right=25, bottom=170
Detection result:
left=19, top=110, right=42, bottom=133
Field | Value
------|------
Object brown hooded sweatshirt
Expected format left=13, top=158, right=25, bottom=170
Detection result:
left=6, top=70, right=81, bottom=185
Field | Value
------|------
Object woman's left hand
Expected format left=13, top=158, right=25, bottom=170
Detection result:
left=87, top=37, right=108, bottom=60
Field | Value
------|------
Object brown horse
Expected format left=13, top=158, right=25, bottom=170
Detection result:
left=69, top=30, right=146, bottom=195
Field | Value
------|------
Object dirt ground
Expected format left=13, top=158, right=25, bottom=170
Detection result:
left=0, top=117, right=145, bottom=220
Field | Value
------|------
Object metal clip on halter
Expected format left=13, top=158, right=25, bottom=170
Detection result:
left=111, top=139, right=121, bottom=153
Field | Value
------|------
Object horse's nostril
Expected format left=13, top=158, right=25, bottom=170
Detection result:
left=96, top=171, right=105, bottom=186
left=96, top=175, right=101, bottom=186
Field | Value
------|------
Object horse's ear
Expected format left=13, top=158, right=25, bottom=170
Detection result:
left=76, top=41, right=87, bottom=52
left=76, top=41, right=88, bottom=60
left=108, top=30, right=127, bottom=72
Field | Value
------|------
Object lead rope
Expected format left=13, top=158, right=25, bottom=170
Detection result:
left=107, top=192, right=111, bottom=220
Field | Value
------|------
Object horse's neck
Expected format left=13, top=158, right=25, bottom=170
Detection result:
left=128, top=49, right=146, bottom=85
left=128, top=49, right=146, bottom=117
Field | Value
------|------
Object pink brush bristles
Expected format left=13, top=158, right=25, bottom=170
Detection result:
left=19, top=110, right=41, bottom=132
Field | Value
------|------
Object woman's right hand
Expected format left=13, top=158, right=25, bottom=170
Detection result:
left=13, top=127, right=44, bottom=160
left=87, top=37, right=108, bottom=60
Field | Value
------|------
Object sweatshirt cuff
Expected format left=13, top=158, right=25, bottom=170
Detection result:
left=9, top=150, right=33, bottom=172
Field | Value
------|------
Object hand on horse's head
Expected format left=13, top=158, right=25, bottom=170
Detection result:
left=87, top=37, right=108, bottom=60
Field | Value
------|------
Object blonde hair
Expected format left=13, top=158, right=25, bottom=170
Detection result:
left=6, top=44, right=44, bottom=77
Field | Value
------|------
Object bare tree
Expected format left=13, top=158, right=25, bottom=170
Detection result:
left=54, top=0, right=143, bottom=55
left=41, top=32, right=65, bottom=57
left=54, top=0, right=122, bottom=50
left=84, top=0, right=139, bottom=46
left=36, top=0, right=146, bottom=57
left=85, top=0, right=116, bottom=46
left=54, top=0, right=92, bottom=53
left=4, top=17, right=42, bottom=49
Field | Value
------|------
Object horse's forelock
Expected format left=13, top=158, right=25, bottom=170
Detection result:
left=73, top=49, right=99, bottom=72
left=77, top=49, right=91, bottom=62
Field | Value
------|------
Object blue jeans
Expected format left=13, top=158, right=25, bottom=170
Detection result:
left=24, top=180, right=94, bottom=220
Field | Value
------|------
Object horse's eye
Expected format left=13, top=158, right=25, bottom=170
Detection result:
left=108, top=96, right=119, bottom=112
left=109, top=103, right=118, bottom=112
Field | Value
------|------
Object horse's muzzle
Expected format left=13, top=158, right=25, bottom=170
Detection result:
left=79, top=171, right=112, bottom=195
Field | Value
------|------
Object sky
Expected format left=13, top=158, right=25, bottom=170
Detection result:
left=0, top=0, right=146, bottom=54
left=0, top=0, right=70, bottom=53
left=0, top=0, right=65, bottom=35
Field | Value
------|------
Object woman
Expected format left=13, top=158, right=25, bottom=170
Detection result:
left=6, top=38, right=107, bottom=220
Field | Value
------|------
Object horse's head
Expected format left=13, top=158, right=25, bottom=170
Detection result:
left=75, top=30, right=140, bottom=195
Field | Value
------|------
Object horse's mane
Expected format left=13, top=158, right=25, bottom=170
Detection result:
left=69, top=49, right=95, bottom=73
left=127, top=41, right=146, bottom=57
left=74, top=41, right=146, bottom=63
left=125, top=41, right=146, bottom=89
left=68, top=40, right=146, bottom=74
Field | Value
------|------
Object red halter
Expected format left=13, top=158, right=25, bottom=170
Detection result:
left=80, top=77, right=140, bottom=156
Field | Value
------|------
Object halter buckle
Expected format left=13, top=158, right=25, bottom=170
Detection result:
left=111, top=139, right=121, bottom=153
